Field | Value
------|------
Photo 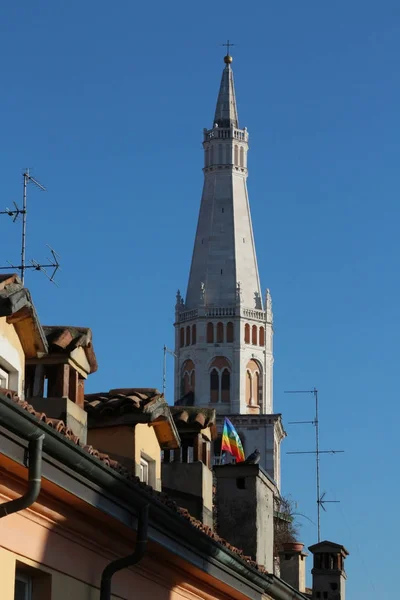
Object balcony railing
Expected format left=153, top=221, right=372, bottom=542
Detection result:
left=177, top=306, right=266, bottom=322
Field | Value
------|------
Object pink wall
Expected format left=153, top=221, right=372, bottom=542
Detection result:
left=0, top=472, right=244, bottom=600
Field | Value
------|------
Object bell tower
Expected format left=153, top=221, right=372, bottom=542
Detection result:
left=174, top=53, right=284, bottom=486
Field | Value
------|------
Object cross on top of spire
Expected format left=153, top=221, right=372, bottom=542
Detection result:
left=222, top=39, right=234, bottom=55
left=222, top=40, right=234, bottom=64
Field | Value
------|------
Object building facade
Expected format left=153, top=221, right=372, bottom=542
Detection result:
left=174, top=54, right=284, bottom=484
left=0, top=272, right=309, bottom=600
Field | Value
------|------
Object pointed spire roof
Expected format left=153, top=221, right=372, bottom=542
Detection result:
left=213, top=55, right=239, bottom=128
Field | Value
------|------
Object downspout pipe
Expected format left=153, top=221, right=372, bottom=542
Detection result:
left=100, top=503, right=149, bottom=600
left=0, top=434, right=44, bottom=518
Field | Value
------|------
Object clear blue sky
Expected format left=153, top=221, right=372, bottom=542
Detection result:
left=1, top=2, right=398, bottom=596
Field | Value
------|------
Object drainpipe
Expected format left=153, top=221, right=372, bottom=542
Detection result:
left=100, top=503, right=149, bottom=600
left=0, top=434, right=44, bottom=518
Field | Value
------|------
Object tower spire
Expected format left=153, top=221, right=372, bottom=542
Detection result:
left=214, top=52, right=238, bottom=128
left=174, top=53, right=280, bottom=485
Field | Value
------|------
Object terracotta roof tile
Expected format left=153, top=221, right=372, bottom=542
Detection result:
left=0, top=388, right=268, bottom=575
left=170, top=406, right=216, bottom=428
left=43, top=325, right=98, bottom=373
left=170, top=406, right=218, bottom=440
left=85, top=388, right=164, bottom=418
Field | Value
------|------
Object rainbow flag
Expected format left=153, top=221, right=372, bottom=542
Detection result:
left=221, top=417, right=245, bottom=463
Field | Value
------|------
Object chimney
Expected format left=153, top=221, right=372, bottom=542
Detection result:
left=25, top=326, right=97, bottom=445
left=279, top=542, right=307, bottom=593
left=161, top=407, right=217, bottom=528
left=214, top=463, right=276, bottom=571
left=308, top=541, right=349, bottom=600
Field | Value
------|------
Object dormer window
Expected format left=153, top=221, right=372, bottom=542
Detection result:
left=140, top=457, right=149, bottom=484
left=0, top=366, right=9, bottom=389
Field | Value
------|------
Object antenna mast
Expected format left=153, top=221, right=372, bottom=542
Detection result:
left=285, top=388, right=344, bottom=542
left=162, top=345, right=176, bottom=396
left=21, top=169, right=46, bottom=284
left=1, top=170, right=60, bottom=285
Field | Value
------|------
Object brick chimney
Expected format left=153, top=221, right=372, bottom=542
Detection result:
left=214, top=463, right=276, bottom=571
left=25, top=326, right=97, bottom=444
left=279, top=542, right=307, bottom=593
left=162, top=407, right=216, bottom=528
left=309, top=541, right=349, bottom=600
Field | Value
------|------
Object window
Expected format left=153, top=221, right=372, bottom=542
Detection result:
left=246, top=359, right=262, bottom=408
left=15, top=572, right=32, bottom=600
left=140, top=458, right=149, bottom=484
left=216, top=322, right=224, bottom=343
left=252, top=325, right=258, bottom=345
left=256, top=371, right=261, bottom=404
left=207, top=322, right=214, bottom=343
left=226, top=321, right=234, bottom=342
left=186, top=326, right=191, bottom=346
left=244, top=323, right=250, bottom=344
left=210, top=369, right=219, bottom=403
left=181, top=360, right=195, bottom=398
left=246, top=371, right=252, bottom=404
left=209, top=357, right=231, bottom=403
left=180, top=328, right=184, bottom=348
left=259, top=326, right=265, bottom=346
left=191, top=324, right=196, bottom=344
left=221, top=369, right=230, bottom=402
left=0, top=366, right=9, bottom=389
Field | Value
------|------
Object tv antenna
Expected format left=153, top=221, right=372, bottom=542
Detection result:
left=284, top=388, right=344, bottom=542
left=0, top=170, right=60, bottom=285
left=162, top=345, right=176, bottom=396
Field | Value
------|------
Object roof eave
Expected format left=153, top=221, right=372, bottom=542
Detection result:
left=0, top=393, right=308, bottom=600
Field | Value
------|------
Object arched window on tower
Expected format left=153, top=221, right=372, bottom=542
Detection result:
left=192, top=324, right=196, bottom=345
left=259, top=326, right=265, bottom=346
left=246, top=370, right=252, bottom=404
left=245, top=359, right=262, bottom=413
left=234, top=145, right=239, bottom=165
left=255, top=371, right=261, bottom=405
left=252, top=325, right=258, bottom=346
left=181, top=359, right=195, bottom=400
left=186, top=326, right=191, bottom=346
left=244, top=323, right=250, bottom=344
left=217, top=322, right=224, bottom=343
left=210, top=369, right=219, bottom=403
left=226, top=322, right=234, bottom=342
left=209, top=357, right=231, bottom=404
left=221, top=369, right=230, bottom=402
left=207, top=322, right=214, bottom=343
left=240, top=147, right=244, bottom=167
left=180, top=328, right=185, bottom=348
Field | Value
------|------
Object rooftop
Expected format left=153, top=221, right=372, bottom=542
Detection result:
left=0, top=387, right=269, bottom=575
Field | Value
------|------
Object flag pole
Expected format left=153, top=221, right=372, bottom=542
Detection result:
left=220, top=417, right=226, bottom=465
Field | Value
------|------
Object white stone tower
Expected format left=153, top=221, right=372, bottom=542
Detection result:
left=174, top=53, right=285, bottom=486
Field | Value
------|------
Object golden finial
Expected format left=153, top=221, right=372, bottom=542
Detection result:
left=222, top=39, right=234, bottom=64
